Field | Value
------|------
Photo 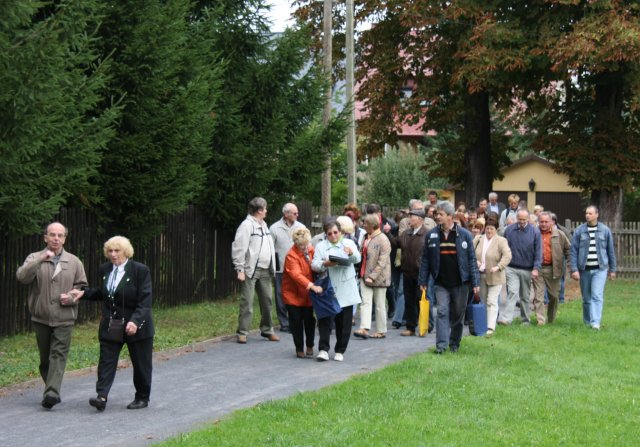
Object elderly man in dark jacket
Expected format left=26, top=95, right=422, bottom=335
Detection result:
left=390, top=208, right=431, bottom=336
left=419, top=202, right=480, bottom=354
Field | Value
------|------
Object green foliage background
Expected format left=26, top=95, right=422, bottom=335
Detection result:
left=0, top=0, right=346, bottom=239
left=360, top=148, right=444, bottom=206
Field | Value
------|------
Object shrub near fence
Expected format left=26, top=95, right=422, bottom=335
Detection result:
left=0, top=206, right=236, bottom=337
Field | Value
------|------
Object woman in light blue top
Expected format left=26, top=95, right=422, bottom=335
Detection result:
left=312, top=219, right=361, bottom=362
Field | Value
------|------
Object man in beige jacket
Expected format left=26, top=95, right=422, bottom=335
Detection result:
left=16, top=222, right=87, bottom=409
left=533, top=212, right=570, bottom=324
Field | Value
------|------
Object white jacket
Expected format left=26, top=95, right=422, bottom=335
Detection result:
left=231, top=215, right=276, bottom=278
left=311, top=237, right=361, bottom=308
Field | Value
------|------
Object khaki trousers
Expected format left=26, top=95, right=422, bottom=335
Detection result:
left=359, top=280, right=388, bottom=334
left=533, top=266, right=561, bottom=324
left=236, top=267, right=274, bottom=335
left=479, top=277, right=502, bottom=331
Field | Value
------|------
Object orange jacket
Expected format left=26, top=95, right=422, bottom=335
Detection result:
left=282, top=244, right=314, bottom=307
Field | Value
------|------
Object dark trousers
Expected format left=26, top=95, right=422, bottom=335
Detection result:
left=403, top=275, right=420, bottom=331
left=434, top=284, right=470, bottom=351
left=287, top=304, right=315, bottom=352
left=318, top=305, right=354, bottom=354
left=274, top=273, right=290, bottom=328
left=96, top=337, right=153, bottom=401
left=33, top=321, right=73, bottom=399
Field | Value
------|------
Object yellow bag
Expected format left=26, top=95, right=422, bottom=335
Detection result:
left=418, top=289, right=430, bottom=337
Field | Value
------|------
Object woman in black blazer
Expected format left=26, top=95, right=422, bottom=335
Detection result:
left=76, top=235, right=154, bottom=411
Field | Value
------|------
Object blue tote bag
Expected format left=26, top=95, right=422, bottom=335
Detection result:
left=309, top=274, right=342, bottom=319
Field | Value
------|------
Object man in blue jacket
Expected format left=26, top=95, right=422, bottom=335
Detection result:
left=419, top=202, right=480, bottom=354
left=570, top=205, right=616, bottom=330
left=498, top=209, right=542, bottom=326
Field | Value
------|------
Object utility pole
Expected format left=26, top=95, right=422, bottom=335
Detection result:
left=345, top=0, right=357, bottom=204
left=320, top=0, right=332, bottom=218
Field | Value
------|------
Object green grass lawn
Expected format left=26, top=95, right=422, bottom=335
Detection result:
left=0, top=296, right=250, bottom=388
left=160, top=280, right=640, bottom=446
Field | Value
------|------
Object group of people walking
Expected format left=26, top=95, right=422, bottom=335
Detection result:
left=230, top=193, right=617, bottom=361
left=16, top=192, right=617, bottom=411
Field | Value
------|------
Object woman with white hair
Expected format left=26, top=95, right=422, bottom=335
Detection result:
left=75, top=236, right=154, bottom=411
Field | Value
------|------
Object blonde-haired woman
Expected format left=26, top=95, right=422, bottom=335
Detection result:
left=75, top=236, right=154, bottom=411
left=282, top=228, right=321, bottom=358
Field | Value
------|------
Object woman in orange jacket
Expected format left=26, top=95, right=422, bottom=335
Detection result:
left=282, top=227, right=323, bottom=358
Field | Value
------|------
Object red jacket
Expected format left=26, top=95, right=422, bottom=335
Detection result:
left=282, top=244, right=314, bottom=307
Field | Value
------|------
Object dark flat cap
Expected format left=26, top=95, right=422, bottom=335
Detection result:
left=408, top=209, right=425, bottom=218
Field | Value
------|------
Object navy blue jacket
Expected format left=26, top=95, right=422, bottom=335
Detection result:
left=83, top=260, right=154, bottom=342
left=504, top=223, right=542, bottom=270
left=418, top=224, right=480, bottom=288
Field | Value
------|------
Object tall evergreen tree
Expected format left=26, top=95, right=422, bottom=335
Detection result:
left=0, top=0, right=118, bottom=236
left=93, top=0, right=222, bottom=240
left=200, top=0, right=347, bottom=229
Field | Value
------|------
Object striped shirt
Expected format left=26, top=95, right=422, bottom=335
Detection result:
left=585, top=225, right=599, bottom=269
left=436, top=226, right=462, bottom=287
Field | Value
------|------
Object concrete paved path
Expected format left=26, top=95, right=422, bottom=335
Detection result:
left=1, top=324, right=440, bottom=446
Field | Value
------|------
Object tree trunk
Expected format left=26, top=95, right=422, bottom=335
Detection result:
left=463, top=91, right=493, bottom=207
left=591, top=187, right=623, bottom=228
left=591, top=75, right=625, bottom=227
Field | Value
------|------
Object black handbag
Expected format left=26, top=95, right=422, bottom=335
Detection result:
left=105, top=269, right=126, bottom=342
left=106, top=318, right=125, bottom=343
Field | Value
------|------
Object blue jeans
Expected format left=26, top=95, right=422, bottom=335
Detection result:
left=392, top=270, right=405, bottom=323
left=434, top=283, right=469, bottom=351
left=579, top=269, right=608, bottom=326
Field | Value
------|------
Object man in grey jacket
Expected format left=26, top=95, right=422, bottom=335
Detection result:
left=270, top=203, right=305, bottom=333
left=232, top=197, right=279, bottom=344
left=16, top=222, right=88, bottom=409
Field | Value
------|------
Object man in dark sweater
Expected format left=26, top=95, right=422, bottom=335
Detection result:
left=389, top=208, right=431, bottom=336
left=497, top=209, right=542, bottom=325
left=418, top=202, right=479, bottom=354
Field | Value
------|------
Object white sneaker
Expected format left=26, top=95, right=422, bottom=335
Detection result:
left=592, top=324, right=600, bottom=331
left=317, top=350, right=329, bottom=361
left=333, top=353, right=344, bottom=362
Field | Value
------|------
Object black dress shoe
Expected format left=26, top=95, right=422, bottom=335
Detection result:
left=450, top=345, right=459, bottom=353
left=41, top=395, right=61, bottom=409
left=89, top=396, right=107, bottom=411
left=391, top=321, right=401, bottom=329
left=127, top=399, right=149, bottom=410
